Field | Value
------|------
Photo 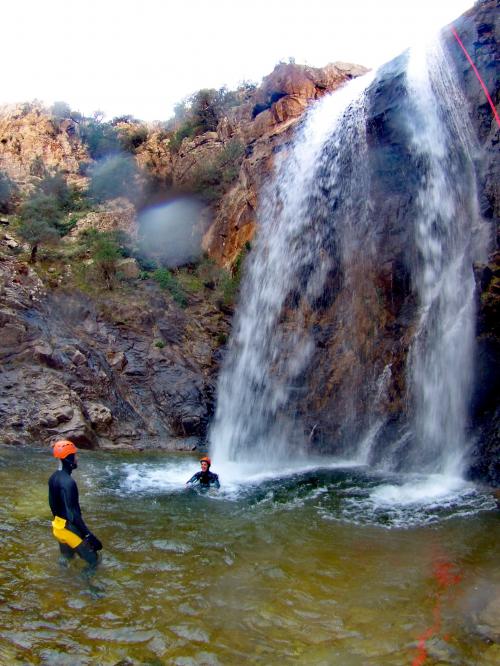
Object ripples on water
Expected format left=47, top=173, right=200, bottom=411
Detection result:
left=117, top=456, right=496, bottom=529
left=0, top=448, right=498, bottom=665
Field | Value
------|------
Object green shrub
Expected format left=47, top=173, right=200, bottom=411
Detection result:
left=19, top=192, right=62, bottom=227
left=168, top=86, right=249, bottom=153
left=190, top=139, right=244, bottom=201
left=216, top=332, right=227, bottom=346
left=220, top=242, right=250, bottom=306
left=16, top=218, right=59, bottom=263
left=176, top=269, right=204, bottom=293
left=154, top=340, right=165, bottom=349
left=79, top=117, right=120, bottom=160
left=29, top=156, right=46, bottom=178
left=153, top=268, right=187, bottom=307
left=92, top=233, right=122, bottom=290
left=50, top=101, right=72, bottom=119
left=117, top=125, right=149, bottom=153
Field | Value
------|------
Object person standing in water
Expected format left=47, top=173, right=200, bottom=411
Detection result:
left=186, top=456, right=220, bottom=489
left=48, top=439, right=102, bottom=569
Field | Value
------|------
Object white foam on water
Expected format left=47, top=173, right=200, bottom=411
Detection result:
left=369, top=474, right=468, bottom=506
left=119, top=456, right=363, bottom=497
left=116, top=457, right=497, bottom=527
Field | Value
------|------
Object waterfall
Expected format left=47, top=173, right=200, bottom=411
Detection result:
left=405, top=38, right=483, bottom=476
left=210, top=35, right=486, bottom=475
left=210, top=72, right=375, bottom=465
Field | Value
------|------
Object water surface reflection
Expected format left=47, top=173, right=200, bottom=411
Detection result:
left=0, top=448, right=498, bottom=665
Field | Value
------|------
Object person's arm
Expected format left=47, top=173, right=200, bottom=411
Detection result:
left=61, top=480, right=90, bottom=537
left=212, top=474, right=220, bottom=489
left=186, top=472, right=200, bottom=485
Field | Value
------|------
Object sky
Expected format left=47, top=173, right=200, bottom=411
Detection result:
left=2, top=0, right=474, bottom=122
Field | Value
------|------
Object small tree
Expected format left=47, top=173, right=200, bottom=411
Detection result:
left=19, top=192, right=61, bottom=227
left=90, top=232, right=122, bottom=290
left=17, top=218, right=58, bottom=263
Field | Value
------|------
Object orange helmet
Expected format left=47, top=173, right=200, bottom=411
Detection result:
left=52, top=440, right=78, bottom=459
left=200, top=456, right=211, bottom=466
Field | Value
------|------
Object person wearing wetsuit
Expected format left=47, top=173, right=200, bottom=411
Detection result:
left=186, top=456, right=220, bottom=489
left=48, top=440, right=102, bottom=569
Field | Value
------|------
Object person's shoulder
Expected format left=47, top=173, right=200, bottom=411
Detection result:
left=48, top=469, right=62, bottom=481
left=210, top=471, right=219, bottom=480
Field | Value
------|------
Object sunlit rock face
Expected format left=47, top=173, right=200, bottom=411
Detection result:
left=202, top=62, right=369, bottom=268
left=0, top=102, right=88, bottom=188
left=65, top=197, right=138, bottom=239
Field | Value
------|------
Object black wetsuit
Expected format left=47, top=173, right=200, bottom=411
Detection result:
left=48, top=461, right=100, bottom=567
left=187, top=470, right=220, bottom=489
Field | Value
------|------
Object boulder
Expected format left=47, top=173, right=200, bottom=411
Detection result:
left=117, top=258, right=140, bottom=279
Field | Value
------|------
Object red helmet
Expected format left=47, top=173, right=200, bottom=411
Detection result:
left=200, top=456, right=211, bottom=466
left=52, top=440, right=78, bottom=459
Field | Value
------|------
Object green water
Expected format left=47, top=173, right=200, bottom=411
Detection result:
left=0, top=447, right=498, bottom=665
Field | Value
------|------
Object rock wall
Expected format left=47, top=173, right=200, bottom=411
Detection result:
left=284, top=0, right=499, bottom=483
left=0, top=103, right=88, bottom=188
left=200, top=62, right=368, bottom=267
left=445, top=0, right=499, bottom=483
left=0, top=236, right=230, bottom=450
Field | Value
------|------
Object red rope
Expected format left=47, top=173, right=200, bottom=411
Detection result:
left=452, top=26, right=500, bottom=128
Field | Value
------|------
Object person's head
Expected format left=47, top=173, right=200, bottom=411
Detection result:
left=200, top=456, right=211, bottom=472
left=52, top=440, right=78, bottom=470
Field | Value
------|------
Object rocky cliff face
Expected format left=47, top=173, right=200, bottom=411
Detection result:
left=446, top=0, right=499, bottom=483
left=0, top=104, right=87, bottom=188
left=0, top=237, right=230, bottom=449
left=0, top=61, right=367, bottom=453
left=198, top=62, right=368, bottom=267
left=278, top=0, right=499, bottom=483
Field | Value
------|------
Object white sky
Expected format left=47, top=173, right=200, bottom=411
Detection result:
left=2, top=0, right=473, bottom=122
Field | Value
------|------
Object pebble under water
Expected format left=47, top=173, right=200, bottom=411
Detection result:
left=0, top=447, right=498, bottom=665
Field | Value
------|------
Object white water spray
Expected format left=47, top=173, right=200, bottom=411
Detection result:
left=405, top=38, right=485, bottom=476
left=210, top=73, right=374, bottom=466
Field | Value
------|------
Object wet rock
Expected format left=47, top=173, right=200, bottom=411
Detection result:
left=475, top=595, right=500, bottom=643
left=463, top=582, right=500, bottom=644
left=85, top=402, right=113, bottom=432
left=71, top=349, right=87, bottom=366
left=106, top=350, right=128, bottom=370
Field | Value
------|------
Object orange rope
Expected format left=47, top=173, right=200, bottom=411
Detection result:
left=452, top=26, right=500, bottom=128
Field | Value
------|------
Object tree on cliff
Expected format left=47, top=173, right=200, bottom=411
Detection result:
left=16, top=218, right=58, bottom=263
left=80, top=229, right=123, bottom=290
left=169, top=86, right=242, bottom=151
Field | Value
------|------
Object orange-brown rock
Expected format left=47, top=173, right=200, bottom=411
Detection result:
left=172, top=132, right=224, bottom=188
left=0, top=102, right=88, bottom=188
left=202, top=62, right=368, bottom=267
left=135, top=127, right=174, bottom=186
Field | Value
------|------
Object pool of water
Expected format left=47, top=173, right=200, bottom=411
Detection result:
left=0, top=447, right=498, bottom=665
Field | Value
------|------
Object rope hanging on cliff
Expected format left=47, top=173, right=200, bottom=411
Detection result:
left=451, top=26, right=500, bottom=129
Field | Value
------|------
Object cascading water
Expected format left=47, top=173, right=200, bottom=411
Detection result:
left=405, top=38, right=483, bottom=476
left=210, top=33, right=487, bottom=478
left=210, top=72, right=375, bottom=466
